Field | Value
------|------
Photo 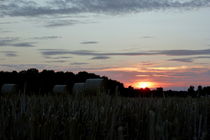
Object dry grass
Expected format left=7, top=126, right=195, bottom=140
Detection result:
left=0, top=95, right=209, bottom=140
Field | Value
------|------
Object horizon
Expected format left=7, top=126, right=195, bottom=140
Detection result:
left=0, top=68, right=207, bottom=91
left=1, top=0, right=210, bottom=90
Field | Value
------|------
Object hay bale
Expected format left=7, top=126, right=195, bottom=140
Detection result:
left=72, top=83, right=86, bottom=96
left=53, top=85, right=69, bottom=94
left=1, top=84, right=17, bottom=95
left=85, top=78, right=105, bottom=95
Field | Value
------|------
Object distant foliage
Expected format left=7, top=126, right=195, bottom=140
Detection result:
left=0, top=68, right=210, bottom=97
left=0, top=68, right=123, bottom=96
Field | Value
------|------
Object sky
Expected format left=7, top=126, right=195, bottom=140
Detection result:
left=0, top=0, right=210, bottom=90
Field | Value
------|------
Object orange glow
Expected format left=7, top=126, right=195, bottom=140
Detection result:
left=134, top=82, right=153, bottom=89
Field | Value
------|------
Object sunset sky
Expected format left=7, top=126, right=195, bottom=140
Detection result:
left=0, top=0, right=210, bottom=90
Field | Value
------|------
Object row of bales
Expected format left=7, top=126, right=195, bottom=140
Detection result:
left=0, top=78, right=107, bottom=96
left=54, top=78, right=105, bottom=96
left=2, top=69, right=209, bottom=97
left=2, top=81, right=210, bottom=98
left=0, top=69, right=124, bottom=96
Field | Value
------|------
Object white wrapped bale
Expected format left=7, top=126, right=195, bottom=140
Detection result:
left=53, top=85, right=68, bottom=94
left=85, top=79, right=105, bottom=95
left=1, top=84, right=17, bottom=95
left=72, top=83, right=85, bottom=96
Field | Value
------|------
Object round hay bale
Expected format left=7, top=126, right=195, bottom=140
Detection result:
left=53, top=85, right=69, bottom=94
left=72, top=83, right=86, bottom=96
left=85, top=78, right=105, bottom=95
left=1, top=84, right=17, bottom=95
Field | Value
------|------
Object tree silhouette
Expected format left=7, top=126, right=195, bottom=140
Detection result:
left=188, top=85, right=196, bottom=97
left=0, top=68, right=209, bottom=97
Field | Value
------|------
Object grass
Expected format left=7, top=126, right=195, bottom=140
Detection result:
left=0, top=95, right=209, bottom=140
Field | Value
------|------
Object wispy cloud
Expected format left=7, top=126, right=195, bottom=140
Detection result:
left=0, top=64, right=51, bottom=70
left=160, top=49, right=210, bottom=56
left=169, top=58, right=193, bottom=63
left=169, top=56, right=210, bottom=63
left=1, top=0, right=210, bottom=17
left=0, top=51, right=18, bottom=57
left=0, top=21, right=14, bottom=24
left=95, top=65, right=201, bottom=73
left=5, top=53, right=17, bottom=57
left=45, top=19, right=82, bottom=27
left=93, top=65, right=210, bottom=88
left=0, top=37, right=35, bottom=47
left=44, top=55, right=72, bottom=63
left=40, top=48, right=210, bottom=57
left=32, top=36, right=62, bottom=40
left=141, top=36, right=154, bottom=39
left=71, top=62, right=89, bottom=65
left=45, top=60, right=68, bottom=63
left=91, top=56, right=110, bottom=60
left=80, top=41, right=98, bottom=45
left=44, top=56, right=72, bottom=59
left=0, top=28, right=12, bottom=33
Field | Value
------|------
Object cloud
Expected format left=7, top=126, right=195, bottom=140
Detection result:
left=0, top=64, right=51, bottom=71
left=91, top=56, right=110, bottom=60
left=0, top=37, right=35, bottom=47
left=169, top=56, right=210, bottom=63
left=32, top=36, right=62, bottom=40
left=45, top=19, right=82, bottom=27
left=45, top=60, right=68, bottom=63
left=0, top=30, right=13, bottom=33
left=140, top=62, right=156, bottom=66
left=197, top=56, right=210, bottom=59
left=71, top=62, right=89, bottom=65
left=93, top=65, right=210, bottom=88
left=80, top=41, right=98, bottom=45
left=169, top=58, right=193, bottom=63
left=0, top=51, right=18, bottom=57
left=40, top=48, right=210, bottom=57
left=40, top=49, right=152, bottom=56
left=44, top=56, right=72, bottom=59
left=1, top=0, right=210, bottom=17
left=5, top=53, right=17, bottom=57
left=44, top=55, right=72, bottom=63
left=141, top=36, right=154, bottom=39
left=159, top=49, right=210, bottom=56
left=12, top=42, right=35, bottom=47
left=0, top=21, right=14, bottom=24
left=40, top=49, right=98, bottom=56
left=0, top=28, right=12, bottom=33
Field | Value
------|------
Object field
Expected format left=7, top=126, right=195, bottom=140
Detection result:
left=0, top=95, right=209, bottom=140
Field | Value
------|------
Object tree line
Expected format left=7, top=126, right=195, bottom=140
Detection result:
left=0, top=68, right=124, bottom=96
left=0, top=68, right=210, bottom=97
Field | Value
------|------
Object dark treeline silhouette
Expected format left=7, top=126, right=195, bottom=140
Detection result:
left=0, top=68, right=124, bottom=96
left=0, top=68, right=210, bottom=97
left=125, top=86, right=210, bottom=98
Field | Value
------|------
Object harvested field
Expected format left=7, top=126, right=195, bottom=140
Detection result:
left=0, top=95, right=209, bottom=140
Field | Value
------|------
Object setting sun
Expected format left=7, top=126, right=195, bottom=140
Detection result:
left=135, top=82, right=153, bottom=89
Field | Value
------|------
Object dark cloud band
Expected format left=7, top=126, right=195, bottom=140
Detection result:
left=40, top=49, right=210, bottom=57
left=80, top=41, right=98, bottom=45
left=169, top=56, right=210, bottom=63
left=0, top=51, right=18, bottom=57
left=1, top=0, right=210, bottom=17
left=0, top=37, right=35, bottom=47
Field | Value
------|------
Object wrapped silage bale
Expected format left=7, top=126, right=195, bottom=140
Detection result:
left=53, top=85, right=69, bottom=94
left=85, top=78, right=105, bottom=95
left=72, top=83, right=86, bottom=96
left=1, top=84, right=17, bottom=95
